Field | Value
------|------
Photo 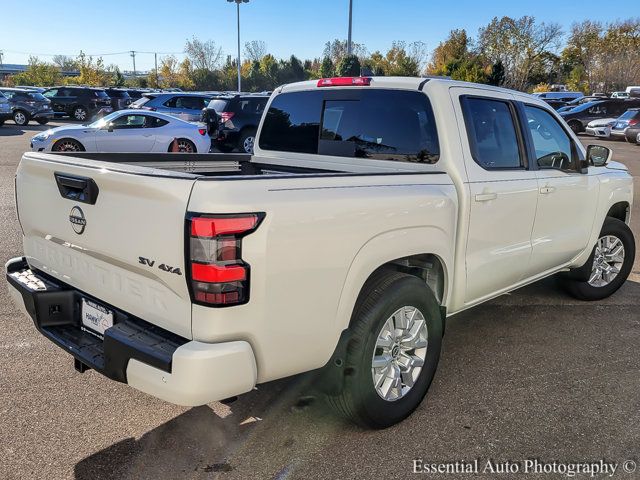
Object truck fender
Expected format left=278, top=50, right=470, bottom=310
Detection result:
left=333, top=226, right=453, bottom=335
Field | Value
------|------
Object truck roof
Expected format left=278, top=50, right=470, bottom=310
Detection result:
left=278, top=76, right=523, bottom=98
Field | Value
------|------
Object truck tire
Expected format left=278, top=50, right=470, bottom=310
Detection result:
left=560, top=218, right=635, bottom=301
left=328, top=272, right=443, bottom=428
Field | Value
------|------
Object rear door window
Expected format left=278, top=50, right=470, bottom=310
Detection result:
left=461, top=97, right=523, bottom=169
left=259, top=89, right=440, bottom=163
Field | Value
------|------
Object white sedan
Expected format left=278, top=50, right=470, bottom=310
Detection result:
left=31, top=110, right=211, bottom=153
left=584, top=118, right=617, bottom=138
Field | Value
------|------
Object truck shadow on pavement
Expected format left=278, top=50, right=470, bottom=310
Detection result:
left=74, top=278, right=640, bottom=480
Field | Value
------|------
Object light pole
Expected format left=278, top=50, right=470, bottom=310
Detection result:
left=228, top=0, right=249, bottom=92
left=347, top=0, right=353, bottom=55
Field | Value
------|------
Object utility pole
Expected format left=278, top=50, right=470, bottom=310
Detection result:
left=154, top=52, right=159, bottom=87
left=347, top=0, right=353, bottom=55
left=227, top=0, right=249, bottom=93
left=130, top=50, right=137, bottom=77
left=0, top=50, right=4, bottom=69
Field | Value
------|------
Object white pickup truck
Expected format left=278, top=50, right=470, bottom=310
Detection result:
left=6, top=77, right=635, bottom=428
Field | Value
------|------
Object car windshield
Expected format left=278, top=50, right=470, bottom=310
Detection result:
left=28, top=93, right=47, bottom=101
left=88, top=111, right=121, bottom=128
left=94, top=90, right=109, bottom=98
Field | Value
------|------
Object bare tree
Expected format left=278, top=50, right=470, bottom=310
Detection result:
left=184, top=37, right=224, bottom=71
left=52, top=54, right=78, bottom=71
left=478, top=16, right=563, bottom=91
left=244, top=40, right=267, bottom=62
left=323, top=39, right=368, bottom=64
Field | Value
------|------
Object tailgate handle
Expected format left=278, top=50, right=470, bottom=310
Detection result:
left=54, top=172, right=99, bottom=205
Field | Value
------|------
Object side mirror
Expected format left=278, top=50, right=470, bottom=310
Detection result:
left=586, top=145, right=612, bottom=167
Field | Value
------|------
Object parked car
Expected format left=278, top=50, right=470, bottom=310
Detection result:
left=42, top=86, right=113, bottom=121
left=122, top=88, right=147, bottom=101
left=7, top=77, right=635, bottom=429
left=556, top=95, right=609, bottom=113
left=30, top=109, right=210, bottom=153
left=611, top=91, right=629, bottom=99
left=14, top=86, right=46, bottom=93
left=542, top=99, right=567, bottom=110
left=624, top=124, right=640, bottom=144
left=584, top=118, right=617, bottom=138
left=0, top=92, right=12, bottom=126
left=103, top=88, right=132, bottom=111
left=559, top=99, right=640, bottom=133
left=130, top=92, right=216, bottom=122
left=0, top=87, right=54, bottom=126
left=609, top=108, right=640, bottom=140
left=203, top=93, right=270, bottom=153
left=532, top=91, right=584, bottom=102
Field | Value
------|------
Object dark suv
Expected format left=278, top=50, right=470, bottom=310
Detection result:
left=202, top=94, right=270, bottom=153
left=560, top=99, right=640, bottom=133
left=42, top=87, right=113, bottom=121
left=0, top=87, right=54, bottom=126
left=104, top=88, right=132, bottom=111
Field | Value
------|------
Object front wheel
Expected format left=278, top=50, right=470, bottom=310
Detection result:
left=37, top=118, right=49, bottom=125
left=560, top=218, right=635, bottom=300
left=52, top=138, right=85, bottom=152
left=327, top=272, right=443, bottom=428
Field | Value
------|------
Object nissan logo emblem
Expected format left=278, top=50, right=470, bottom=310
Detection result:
left=69, top=206, right=86, bottom=234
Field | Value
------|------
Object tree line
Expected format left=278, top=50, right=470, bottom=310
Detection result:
left=5, top=16, right=640, bottom=93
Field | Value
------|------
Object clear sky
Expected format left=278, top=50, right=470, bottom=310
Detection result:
left=0, top=0, right=634, bottom=71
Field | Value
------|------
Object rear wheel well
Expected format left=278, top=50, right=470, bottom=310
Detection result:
left=607, top=202, right=630, bottom=223
left=351, top=254, right=446, bottom=329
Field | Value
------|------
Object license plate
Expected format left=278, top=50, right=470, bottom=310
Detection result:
left=81, top=298, right=114, bottom=337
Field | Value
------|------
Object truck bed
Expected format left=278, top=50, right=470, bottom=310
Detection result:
left=52, top=152, right=338, bottom=177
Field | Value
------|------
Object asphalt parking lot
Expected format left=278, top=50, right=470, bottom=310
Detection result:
left=0, top=121, right=638, bottom=480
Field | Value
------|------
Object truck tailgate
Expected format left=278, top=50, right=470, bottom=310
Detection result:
left=15, top=153, right=196, bottom=339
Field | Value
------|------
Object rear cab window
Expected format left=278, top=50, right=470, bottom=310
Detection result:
left=259, top=89, right=440, bottom=163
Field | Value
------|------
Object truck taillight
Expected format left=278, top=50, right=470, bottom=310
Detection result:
left=187, top=214, right=263, bottom=306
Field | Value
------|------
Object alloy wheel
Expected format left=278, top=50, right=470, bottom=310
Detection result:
left=588, top=235, right=625, bottom=287
left=74, top=108, right=87, bottom=121
left=371, top=306, right=428, bottom=401
left=177, top=140, right=194, bottom=153
left=243, top=136, right=255, bottom=153
left=14, top=112, right=26, bottom=125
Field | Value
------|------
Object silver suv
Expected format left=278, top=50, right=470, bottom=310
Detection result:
left=130, top=92, right=215, bottom=121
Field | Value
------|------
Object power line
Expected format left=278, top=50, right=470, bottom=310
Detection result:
left=1, top=49, right=184, bottom=58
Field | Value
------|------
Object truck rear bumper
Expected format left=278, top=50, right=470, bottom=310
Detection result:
left=5, top=257, right=257, bottom=406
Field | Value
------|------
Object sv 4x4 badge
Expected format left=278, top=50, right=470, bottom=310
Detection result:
left=139, top=256, right=182, bottom=276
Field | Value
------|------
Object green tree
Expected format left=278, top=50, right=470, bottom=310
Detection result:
left=10, top=56, right=62, bottom=86
left=319, top=56, right=334, bottom=78
left=336, top=54, right=361, bottom=77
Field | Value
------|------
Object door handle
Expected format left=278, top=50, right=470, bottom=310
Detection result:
left=475, top=192, right=497, bottom=202
left=539, top=186, right=556, bottom=194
